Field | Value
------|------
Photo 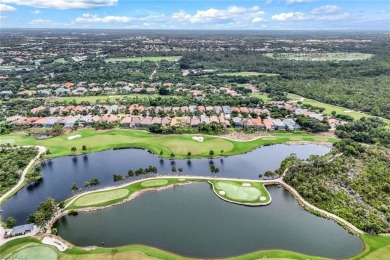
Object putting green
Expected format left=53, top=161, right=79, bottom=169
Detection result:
left=215, top=182, right=261, bottom=202
left=141, top=179, right=168, bottom=187
left=74, top=189, right=129, bottom=207
left=0, top=139, right=15, bottom=145
left=10, top=245, right=58, bottom=260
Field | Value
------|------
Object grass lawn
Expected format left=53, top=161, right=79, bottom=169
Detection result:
left=288, top=93, right=390, bottom=124
left=210, top=180, right=271, bottom=205
left=54, top=58, right=67, bottom=64
left=141, top=179, right=169, bottom=187
left=2, top=129, right=337, bottom=159
left=105, top=56, right=182, bottom=62
left=73, top=189, right=129, bottom=208
left=250, top=92, right=272, bottom=101
left=217, top=71, right=280, bottom=77
left=50, top=94, right=174, bottom=104
left=2, top=234, right=389, bottom=260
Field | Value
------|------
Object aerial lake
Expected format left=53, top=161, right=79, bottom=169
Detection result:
left=2, top=144, right=330, bottom=223
left=54, top=183, right=363, bottom=258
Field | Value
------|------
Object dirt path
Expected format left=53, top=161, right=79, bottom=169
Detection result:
left=149, top=62, right=159, bottom=80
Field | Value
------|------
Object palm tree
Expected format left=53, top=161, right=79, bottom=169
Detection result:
left=71, top=147, right=77, bottom=154
left=187, top=151, right=191, bottom=158
left=71, top=183, right=79, bottom=193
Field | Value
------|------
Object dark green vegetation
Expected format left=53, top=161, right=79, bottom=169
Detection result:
left=0, top=145, right=38, bottom=196
left=284, top=144, right=389, bottom=234
left=336, top=117, right=390, bottom=147
left=26, top=197, right=57, bottom=227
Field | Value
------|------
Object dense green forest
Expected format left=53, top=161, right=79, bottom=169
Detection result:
left=283, top=145, right=390, bottom=234
left=0, top=146, right=38, bottom=197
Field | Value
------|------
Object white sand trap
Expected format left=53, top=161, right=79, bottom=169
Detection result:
left=192, top=136, right=204, bottom=142
left=260, top=196, right=267, bottom=201
left=242, top=183, right=251, bottom=187
left=67, top=135, right=81, bottom=140
left=219, top=191, right=226, bottom=195
left=344, top=110, right=352, bottom=113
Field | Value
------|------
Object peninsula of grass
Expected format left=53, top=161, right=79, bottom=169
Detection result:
left=3, top=129, right=337, bottom=159
left=66, top=178, right=193, bottom=210
left=217, top=71, right=280, bottom=77
left=209, top=180, right=271, bottom=206
left=105, top=56, right=182, bottom=62
left=2, top=234, right=389, bottom=260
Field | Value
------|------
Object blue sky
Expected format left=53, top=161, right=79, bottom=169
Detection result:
left=0, top=0, right=389, bottom=30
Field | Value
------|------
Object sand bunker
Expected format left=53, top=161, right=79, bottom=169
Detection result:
left=260, top=196, right=267, bottom=201
left=67, top=135, right=81, bottom=140
left=242, top=183, right=251, bottom=187
left=219, top=191, right=226, bottom=195
left=344, top=110, right=352, bottom=113
left=192, top=136, right=204, bottom=142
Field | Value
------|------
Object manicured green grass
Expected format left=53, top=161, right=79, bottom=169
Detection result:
left=2, top=129, right=337, bottom=159
left=217, top=71, right=280, bottom=77
left=105, top=56, right=182, bottom=62
left=73, top=189, right=129, bottom=207
left=3, top=234, right=389, bottom=259
left=10, top=244, right=58, bottom=260
left=54, top=58, right=67, bottom=64
left=351, top=234, right=390, bottom=260
left=250, top=92, right=272, bottom=101
left=289, top=93, right=390, bottom=125
left=210, top=180, right=271, bottom=205
left=141, top=179, right=169, bottom=187
left=51, top=94, right=173, bottom=104
left=2, top=130, right=337, bottom=159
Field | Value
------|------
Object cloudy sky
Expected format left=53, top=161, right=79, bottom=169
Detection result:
left=0, top=0, right=389, bottom=30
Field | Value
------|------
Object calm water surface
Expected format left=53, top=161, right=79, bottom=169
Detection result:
left=54, top=184, right=363, bottom=259
left=2, top=144, right=330, bottom=223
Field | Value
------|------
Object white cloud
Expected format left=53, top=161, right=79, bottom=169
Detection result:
left=0, top=3, right=16, bottom=11
left=74, top=5, right=266, bottom=28
left=29, top=19, right=52, bottom=25
left=75, top=13, right=133, bottom=23
left=311, top=5, right=340, bottom=15
left=31, top=10, right=41, bottom=14
left=272, top=5, right=348, bottom=21
left=287, top=0, right=315, bottom=4
left=272, top=12, right=306, bottom=21
left=1, top=0, right=117, bottom=10
left=171, top=5, right=265, bottom=24
left=252, top=17, right=265, bottom=23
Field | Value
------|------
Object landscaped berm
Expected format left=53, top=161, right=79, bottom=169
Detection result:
left=209, top=180, right=271, bottom=206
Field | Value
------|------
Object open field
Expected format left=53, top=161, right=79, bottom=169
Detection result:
left=217, top=71, right=280, bottom=77
left=266, top=52, right=373, bottom=61
left=73, top=189, right=129, bottom=208
left=288, top=93, right=390, bottom=124
left=54, top=58, right=67, bottom=64
left=210, top=180, right=271, bottom=205
left=49, top=94, right=174, bottom=104
left=250, top=92, right=272, bottom=101
left=105, top=56, right=182, bottom=62
left=2, top=129, right=338, bottom=159
left=1, top=234, right=389, bottom=259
